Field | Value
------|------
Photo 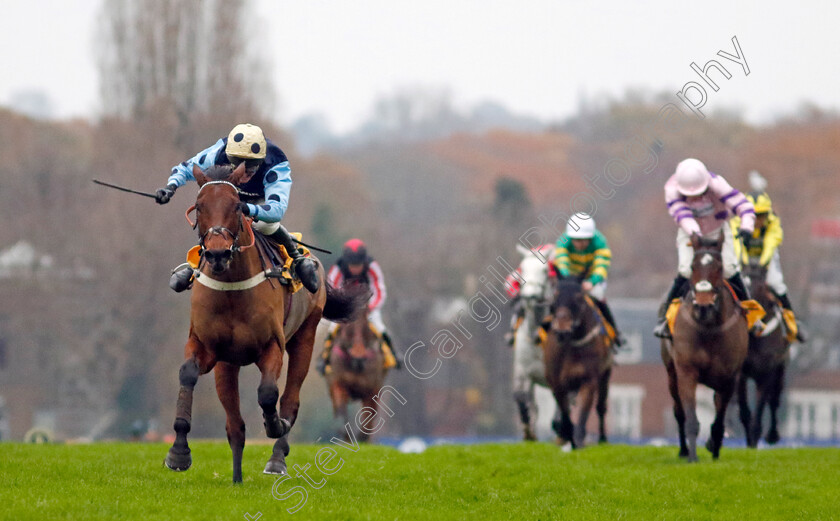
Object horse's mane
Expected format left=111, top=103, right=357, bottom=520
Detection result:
left=204, top=164, right=234, bottom=181
left=553, top=278, right=584, bottom=308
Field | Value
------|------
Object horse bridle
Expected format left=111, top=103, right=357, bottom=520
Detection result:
left=185, top=181, right=255, bottom=258
left=689, top=246, right=724, bottom=309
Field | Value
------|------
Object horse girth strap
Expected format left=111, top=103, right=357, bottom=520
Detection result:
left=194, top=270, right=270, bottom=291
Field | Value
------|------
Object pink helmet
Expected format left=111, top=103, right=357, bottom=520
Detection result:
left=674, top=158, right=711, bottom=196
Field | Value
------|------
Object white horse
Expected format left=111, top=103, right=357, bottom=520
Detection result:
left=511, top=244, right=555, bottom=441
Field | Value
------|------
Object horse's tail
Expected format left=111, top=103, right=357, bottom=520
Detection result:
left=323, top=281, right=370, bottom=322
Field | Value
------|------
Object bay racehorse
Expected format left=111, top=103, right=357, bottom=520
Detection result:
left=543, top=278, right=613, bottom=449
left=661, top=234, right=749, bottom=462
left=164, top=163, right=367, bottom=483
left=325, top=307, right=389, bottom=442
left=738, top=260, right=789, bottom=447
left=510, top=244, right=554, bottom=441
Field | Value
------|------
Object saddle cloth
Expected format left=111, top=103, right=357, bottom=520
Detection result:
left=666, top=297, right=766, bottom=336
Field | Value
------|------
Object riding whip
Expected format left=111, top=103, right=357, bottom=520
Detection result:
left=92, top=179, right=158, bottom=199
left=292, top=239, right=332, bottom=254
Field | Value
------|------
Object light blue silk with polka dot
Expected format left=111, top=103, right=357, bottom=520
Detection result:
left=166, top=140, right=292, bottom=223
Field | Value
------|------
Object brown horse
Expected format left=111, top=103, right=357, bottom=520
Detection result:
left=661, top=235, right=749, bottom=462
left=543, top=279, right=613, bottom=449
left=325, top=308, right=388, bottom=442
left=164, top=163, right=367, bottom=483
left=738, top=261, right=789, bottom=447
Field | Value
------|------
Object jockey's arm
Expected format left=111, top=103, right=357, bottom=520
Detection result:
left=760, top=216, right=784, bottom=266
left=553, top=239, right=572, bottom=278
left=664, top=184, right=701, bottom=235
left=243, top=162, right=292, bottom=223
left=326, top=265, right=342, bottom=287
left=712, top=177, right=755, bottom=233
left=730, top=216, right=749, bottom=264
left=367, top=261, right=387, bottom=311
left=589, top=233, right=611, bottom=285
left=167, top=139, right=226, bottom=188
left=504, top=269, right=522, bottom=299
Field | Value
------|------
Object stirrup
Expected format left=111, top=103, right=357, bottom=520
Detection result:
left=653, top=320, right=671, bottom=339
left=265, top=266, right=288, bottom=280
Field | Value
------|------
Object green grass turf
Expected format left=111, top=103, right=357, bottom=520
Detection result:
left=1, top=441, right=837, bottom=521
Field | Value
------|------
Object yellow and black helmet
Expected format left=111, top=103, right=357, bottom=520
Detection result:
left=748, top=192, right=773, bottom=214
left=225, top=123, right=267, bottom=160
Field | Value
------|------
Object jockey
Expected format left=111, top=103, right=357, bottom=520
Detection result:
left=731, top=191, right=807, bottom=342
left=653, top=158, right=758, bottom=338
left=316, top=239, right=402, bottom=375
left=503, top=244, right=555, bottom=346
left=553, top=214, right=625, bottom=346
left=155, top=123, right=319, bottom=294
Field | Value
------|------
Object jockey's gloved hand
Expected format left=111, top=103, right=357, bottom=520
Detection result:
left=155, top=184, right=177, bottom=205
left=739, top=229, right=753, bottom=246
left=238, top=202, right=251, bottom=216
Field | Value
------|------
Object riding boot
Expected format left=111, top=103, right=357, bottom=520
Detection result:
left=653, top=275, right=689, bottom=338
left=268, top=225, right=320, bottom=293
left=775, top=292, right=808, bottom=342
left=381, top=331, right=402, bottom=370
left=592, top=299, right=625, bottom=347
left=169, top=263, right=195, bottom=293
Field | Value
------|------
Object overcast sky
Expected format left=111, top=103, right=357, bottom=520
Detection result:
left=2, top=0, right=838, bottom=132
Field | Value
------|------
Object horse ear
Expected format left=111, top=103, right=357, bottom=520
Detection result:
left=193, top=164, right=208, bottom=186
left=515, top=244, right=531, bottom=257
left=690, top=234, right=700, bottom=250
left=228, top=162, right=248, bottom=185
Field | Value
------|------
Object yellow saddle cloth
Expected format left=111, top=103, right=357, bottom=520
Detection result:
left=666, top=298, right=766, bottom=335
left=186, top=232, right=310, bottom=294
left=324, top=322, right=398, bottom=371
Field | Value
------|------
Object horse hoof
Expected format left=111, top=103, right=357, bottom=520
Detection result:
left=766, top=431, right=780, bottom=445
left=598, top=436, right=607, bottom=444
left=561, top=442, right=573, bottom=453
left=165, top=448, right=192, bottom=471
left=264, top=459, right=287, bottom=475
left=705, top=438, right=716, bottom=454
left=678, top=448, right=689, bottom=458
left=687, top=454, right=698, bottom=463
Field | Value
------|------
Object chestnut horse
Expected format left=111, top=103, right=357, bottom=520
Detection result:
left=543, top=279, right=613, bottom=449
left=325, top=308, right=388, bottom=442
left=661, top=235, right=748, bottom=462
left=164, top=163, right=367, bottom=483
left=738, top=261, right=789, bottom=447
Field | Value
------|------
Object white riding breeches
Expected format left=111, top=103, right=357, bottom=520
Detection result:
left=253, top=220, right=280, bottom=235
left=588, top=281, right=607, bottom=301
left=765, top=251, right=787, bottom=295
left=677, top=226, right=739, bottom=279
